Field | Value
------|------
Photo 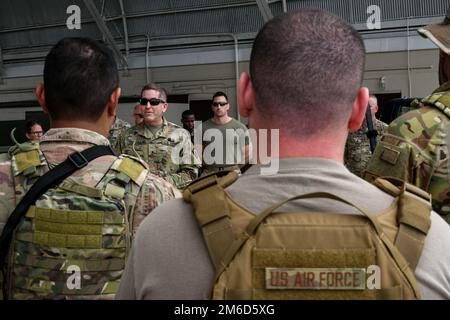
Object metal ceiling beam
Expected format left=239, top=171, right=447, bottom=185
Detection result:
left=0, top=46, right=3, bottom=84
left=118, top=0, right=130, bottom=59
left=255, top=0, right=273, bottom=22
left=82, top=0, right=128, bottom=69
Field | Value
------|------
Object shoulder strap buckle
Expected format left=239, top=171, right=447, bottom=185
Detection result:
left=68, top=151, right=89, bottom=169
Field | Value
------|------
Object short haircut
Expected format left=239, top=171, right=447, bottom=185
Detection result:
left=26, top=120, right=41, bottom=133
left=369, top=94, right=377, bottom=101
left=141, top=83, right=167, bottom=101
left=182, top=110, right=195, bottom=118
left=212, top=91, right=228, bottom=102
left=44, top=37, right=119, bottom=122
left=250, top=10, right=366, bottom=137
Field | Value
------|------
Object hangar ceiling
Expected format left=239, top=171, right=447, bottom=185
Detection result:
left=0, top=0, right=448, bottom=71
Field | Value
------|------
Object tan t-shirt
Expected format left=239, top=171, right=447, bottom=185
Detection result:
left=116, top=158, right=450, bottom=299
left=201, top=118, right=249, bottom=169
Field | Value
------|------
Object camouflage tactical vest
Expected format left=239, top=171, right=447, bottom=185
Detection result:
left=2, top=141, right=147, bottom=299
left=364, top=84, right=450, bottom=219
left=184, top=172, right=431, bottom=300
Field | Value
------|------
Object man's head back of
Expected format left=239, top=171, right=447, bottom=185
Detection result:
left=139, top=83, right=168, bottom=126
left=181, top=110, right=195, bottom=132
left=36, top=37, right=120, bottom=136
left=239, top=10, right=368, bottom=161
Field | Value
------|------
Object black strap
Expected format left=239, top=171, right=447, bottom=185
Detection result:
left=365, top=103, right=378, bottom=154
left=0, top=145, right=116, bottom=269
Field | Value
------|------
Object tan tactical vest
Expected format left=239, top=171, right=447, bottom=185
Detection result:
left=2, top=142, right=147, bottom=299
left=184, top=171, right=431, bottom=300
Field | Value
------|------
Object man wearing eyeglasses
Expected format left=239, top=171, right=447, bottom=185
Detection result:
left=116, top=83, right=200, bottom=189
left=201, top=91, right=250, bottom=176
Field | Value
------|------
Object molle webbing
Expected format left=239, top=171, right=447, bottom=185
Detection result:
left=183, top=171, right=239, bottom=273
left=11, top=204, right=126, bottom=297
left=374, top=178, right=431, bottom=270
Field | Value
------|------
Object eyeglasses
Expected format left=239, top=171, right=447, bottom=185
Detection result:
left=212, top=102, right=228, bottom=107
left=29, top=131, right=43, bottom=136
left=139, top=98, right=165, bottom=106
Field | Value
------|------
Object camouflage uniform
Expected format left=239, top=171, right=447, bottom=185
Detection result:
left=0, top=128, right=179, bottom=299
left=345, top=118, right=388, bottom=177
left=116, top=117, right=201, bottom=189
left=365, top=82, right=450, bottom=223
left=108, top=116, right=131, bottom=148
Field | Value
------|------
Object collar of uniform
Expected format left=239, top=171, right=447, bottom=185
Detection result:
left=244, top=157, right=349, bottom=176
left=138, top=117, right=169, bottom=139
left=40, top=128, right=111, bottom=146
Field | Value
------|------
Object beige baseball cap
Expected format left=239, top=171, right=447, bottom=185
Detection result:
left=418, top=6, right=450, bottom=55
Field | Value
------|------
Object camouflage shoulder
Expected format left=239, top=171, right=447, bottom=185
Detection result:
left=166, top=121, right=183, bottom=129
left=386, top=106, right=445, bottom=138
left=117, top=117, right=132, bottom=129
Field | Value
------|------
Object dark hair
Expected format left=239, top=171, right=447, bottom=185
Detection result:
left=250, top=10, right=365, bottom=137
left=212, top=91, right=228, bottom=102
left=43, top=37, right=119, bottom=122
left=141, top=83, right=168, bottom=101
left=181, top=110, right=195, bottom=118
left=26, top=120, right=42, bottom=133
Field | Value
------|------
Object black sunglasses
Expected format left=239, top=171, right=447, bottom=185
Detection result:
left=212, top=102, right=228, bottom=107
left=139, top=98, right=165, bottom=106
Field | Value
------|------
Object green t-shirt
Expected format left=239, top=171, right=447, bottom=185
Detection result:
left=201, top=118, right=249, bottom=169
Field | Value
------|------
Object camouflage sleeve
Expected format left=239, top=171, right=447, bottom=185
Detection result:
left=114, top=130, right=126, bottom=154
left=344, top=129, right=372, bottom=178
left=164, top=130, right=201, bottom=189
left=131, top=172, right=181, bottom=233
left=0, top=154, right=15, bottom=235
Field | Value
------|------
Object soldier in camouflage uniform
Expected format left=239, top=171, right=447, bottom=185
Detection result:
left=116, top=83, right=201, bottom=189
left=364, top=7, right=450, bottom=223
left=0, top=38, right=179, bottom=299
left=108, top=116, right=131, bottom=148
left=345, top=95, right=388, bottom=177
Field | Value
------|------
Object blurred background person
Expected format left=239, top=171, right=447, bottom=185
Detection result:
left=25, top=120, right=44, bottom=142
left=133, top=103, right=144, bottom=125
left=181, top=110, right=196, bottom=143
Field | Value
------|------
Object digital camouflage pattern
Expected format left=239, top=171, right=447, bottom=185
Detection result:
left=0, top=128, right=179, bottom=299
left=108, top=116, right=131, bottom=149
left=345, top=118, right=388, bottom=177
left=115, top=117, right=201, bottom=189
left=365, top=82, right=450, bottom=223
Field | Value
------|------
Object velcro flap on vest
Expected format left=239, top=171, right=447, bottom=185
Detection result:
left=13, top=149, right=42, bottom=176
left=399, top=193, right=431, bottom=234
left=58, top=181, right=103, bottom=199
left=104, top=183, right=126, bottom=199
left=381, top=147, right=400, bottom=165
left=190, top=184, right=229, bottom=226
left=364, top=141, right=411, bottom=181
left=112, top=156, right=147, bottom=186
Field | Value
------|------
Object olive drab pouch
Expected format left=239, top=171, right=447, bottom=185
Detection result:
left=184, top=172, right=431, bottom=300
left=364, top=139, right=414, bottom=183
left=2, top=147, right=147, bottom=300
